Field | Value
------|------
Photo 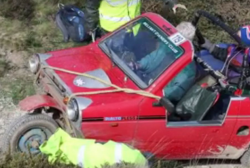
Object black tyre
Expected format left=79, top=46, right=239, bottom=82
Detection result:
left=2, top=113, right=59, bottom=155
left=240, top=149, right=250, bottom=167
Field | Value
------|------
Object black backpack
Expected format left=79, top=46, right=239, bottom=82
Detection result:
left=55, top=4, right=89, bottom=43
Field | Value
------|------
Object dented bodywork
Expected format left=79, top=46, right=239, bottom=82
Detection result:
left=207, top=145, right=247, bottom=159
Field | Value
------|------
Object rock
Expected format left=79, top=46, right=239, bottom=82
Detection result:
left=0, top=49, right=6, bottom=57
left=0, top=119, right=3, bottom=126
left=0, top=129, right=4, bottom=135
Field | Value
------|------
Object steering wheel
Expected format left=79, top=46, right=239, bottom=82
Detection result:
left=125, top=60, right=153, bottom=84
left=191, top=10, right=244, bottom=47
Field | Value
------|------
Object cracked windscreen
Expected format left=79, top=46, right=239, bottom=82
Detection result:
left=99, top=17, right=184, bottom=88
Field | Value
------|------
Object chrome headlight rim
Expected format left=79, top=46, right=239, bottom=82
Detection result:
left=66, top=98, right=79, bottom=121
left=29, top=54, right=40, bottom=74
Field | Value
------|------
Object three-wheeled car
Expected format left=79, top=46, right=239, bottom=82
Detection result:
left=3, top=10, right=250, bottom=167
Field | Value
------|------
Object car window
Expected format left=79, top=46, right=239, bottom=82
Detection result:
left=99, top=17, right=184, bottom=88
left=165, top=75, right=232, bottom=127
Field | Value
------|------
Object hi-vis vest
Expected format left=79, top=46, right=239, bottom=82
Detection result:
left=76, top=141, right=147, bottom=168
left=39, top=128, right=147, bottom=168
left=99, top=0, right=141, bottom=32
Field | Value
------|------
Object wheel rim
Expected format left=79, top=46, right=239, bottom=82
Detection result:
left=18, top=127, right=53, bottom=154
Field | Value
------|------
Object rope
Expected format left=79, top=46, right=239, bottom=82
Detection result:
left=37, top=65, right=161, bottom=137
left=39, top=65, right=161, bottom=101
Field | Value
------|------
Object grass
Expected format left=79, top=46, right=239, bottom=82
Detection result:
left=0, top=0, right=246, bottom=53
left=0, top=153, right=78, bottom=168
left=0, top=152, right=184, bottom=168
left=0, top=0, right=247, bottom=54
left=0, top=1, right=83, bottom=54
left=0, top=59, right=9, bottom=77
left=0, top=77, right=35, bottom=104
left=9, top=78, right=36, bottom=105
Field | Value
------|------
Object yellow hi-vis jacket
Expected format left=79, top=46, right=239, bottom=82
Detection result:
left=99, top=0, right=141, bottom=32
left=39, top=128, right=147, bottom=168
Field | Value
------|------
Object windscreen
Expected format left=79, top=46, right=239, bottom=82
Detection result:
left=99, top=17, right=184, bottom=88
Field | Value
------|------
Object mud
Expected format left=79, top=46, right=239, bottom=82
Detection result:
left=0, top=96, right=24, bottom=153
left=206, top=145, right=246, bottom=159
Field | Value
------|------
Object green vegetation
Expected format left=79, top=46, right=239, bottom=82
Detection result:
left=0, top=59, right=9, bottom=77
left=8, top=78, right=36, bottom=104
left=0, top=153, right=76, bottom=168
left=0, top=0, right=247, bottom=53
left=0, top=152, right=184, bottom=168
left=0, top=0, right=247, bottom=54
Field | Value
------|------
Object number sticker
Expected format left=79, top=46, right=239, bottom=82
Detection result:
left=169, top=32, right=186, bottom=46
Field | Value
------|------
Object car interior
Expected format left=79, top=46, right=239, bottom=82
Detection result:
left=167, top=72, right=231, bottom=123
left=107, top=10, right=248, bottom=125
left=165, top=10, right=248, bottom=124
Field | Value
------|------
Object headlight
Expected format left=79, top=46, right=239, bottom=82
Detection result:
left=66, top=98, right=79, bottom=121
left=29, top=54, right=40, bottom=73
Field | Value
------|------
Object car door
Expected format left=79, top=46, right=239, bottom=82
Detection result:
left=133, top=96, right=239, bottom=160
left=225, top=96, right=250, bottom=159
left=80, top=93, right=142, bottom=145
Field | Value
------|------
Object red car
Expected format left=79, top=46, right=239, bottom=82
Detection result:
left=3, top=10, right=250, bottom=167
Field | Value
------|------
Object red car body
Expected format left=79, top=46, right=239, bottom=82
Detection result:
left=19, top=12, right=250, bottom=161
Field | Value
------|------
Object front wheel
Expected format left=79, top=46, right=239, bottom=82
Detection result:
left=2, top=113, right=59, bottom=155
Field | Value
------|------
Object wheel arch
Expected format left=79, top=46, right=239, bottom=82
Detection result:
left=18, top=94, right=84, bottom=138
left=18, top=94, right=63, bottom=113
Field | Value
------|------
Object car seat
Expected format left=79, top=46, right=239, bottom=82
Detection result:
left=167, top=75, right=220, bottom=122
left=175, top=83, right=219, bottom=121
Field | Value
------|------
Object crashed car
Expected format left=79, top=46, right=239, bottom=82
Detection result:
left=3, top=10, right=250, bottom=167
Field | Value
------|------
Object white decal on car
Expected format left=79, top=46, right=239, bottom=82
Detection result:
left=169, top=32, right=186, bottom=46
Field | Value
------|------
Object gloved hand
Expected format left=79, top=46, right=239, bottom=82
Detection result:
left=172, top=4, right=187, bottom=14
left=201, top=38, right=215, bottom=52
left=127, top=61, right=139, bottom=71
left=164, top=0, right=188, bottom=14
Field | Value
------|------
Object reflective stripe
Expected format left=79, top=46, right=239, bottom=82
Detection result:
left=128, top=0, right=140, bottom=7
left=106, top=0, right=127, bottom=6
left=115, top=143, right=123, bottom=163
left=106, top=0, right=140, bottom=7
left=99, top=0, right=141, bottom=31
left=100, top=13, right=131, bottom=22
left=77, top=145, right=86, bottom=168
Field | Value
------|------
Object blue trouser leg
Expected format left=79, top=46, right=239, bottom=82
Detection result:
left=196, top=50, right=225, bottom=71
